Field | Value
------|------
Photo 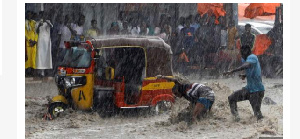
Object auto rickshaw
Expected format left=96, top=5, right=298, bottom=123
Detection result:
left=48, top=36, right=176, bottom=119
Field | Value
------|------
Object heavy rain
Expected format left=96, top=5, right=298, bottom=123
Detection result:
left=25, top=3, right=283, bottom=138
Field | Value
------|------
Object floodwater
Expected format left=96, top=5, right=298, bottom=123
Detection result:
left=25, top=76, right=283, bottom=139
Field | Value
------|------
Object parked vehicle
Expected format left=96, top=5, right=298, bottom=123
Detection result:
left=238, top=21, right=273, bottom=35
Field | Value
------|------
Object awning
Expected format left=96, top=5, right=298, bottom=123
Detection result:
left=244, top=3, right=280, bottom=19
left=197, top=3, right=226, bottom=24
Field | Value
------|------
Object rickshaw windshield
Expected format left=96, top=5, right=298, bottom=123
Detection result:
left=60, top=47, right=92, bottom=68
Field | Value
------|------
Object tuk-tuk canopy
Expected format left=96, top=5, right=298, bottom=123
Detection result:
left=90, top=36, right=173, bottom=77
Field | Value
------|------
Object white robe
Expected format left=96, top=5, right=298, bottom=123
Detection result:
left=36, top=20, right=53, bottom=69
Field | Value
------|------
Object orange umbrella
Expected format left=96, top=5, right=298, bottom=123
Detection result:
left=252, top=34, right=273, bottom=55
left=236, top=34, right=272, bottom=56
left=244, top=3, right=280, bottom=19
left=197, top=3, right=226, bottom=24
left=238, top=3, right=275, bottom=20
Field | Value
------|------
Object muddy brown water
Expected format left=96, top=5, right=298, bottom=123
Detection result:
left=25, top=76, right=283, bottom=138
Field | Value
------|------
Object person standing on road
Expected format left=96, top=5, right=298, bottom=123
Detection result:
left=223, top=45, right=265, bottom=122
left=130, top=19, right=140, bottom=35
left=227, top=20, right=239, bottom=50
left=117, top=11, right=125, bottom=31
left=191, top=14, right=201, bottom=31
left=72, top=14, right=86, bottom=41
left=158, top=23, right=171, bottom=44
left=120, top=21, right=130, bottom=35
left=139, top=20, right=149, bottom=35
left=86, top=19, right=101, bottom=39
left=107, top=22, right=120, bottom=35
left=226, top=20, right=239, bottom=70
left=35, top=11, right=53, bottom=77
left=156, top=75, right=215, bottom=122
left=240, top=24, right=256, bottom=51
left=57, top=15, right=74, bottom=63
left=177, top=48, right=189, bottom=75
left=25, top=11, right=38, bottom=70
left=51, top=15, right=63, bottom=76
left=180, top=19, right=195, bottom=56
left=177, top=17, right=185, bottom=33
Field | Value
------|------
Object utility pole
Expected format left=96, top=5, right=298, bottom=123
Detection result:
left=224, top=3, right=238, bottom=27
left=174, top=3, right=179, bottom=30
left=101, top=3, right=105, bottom=34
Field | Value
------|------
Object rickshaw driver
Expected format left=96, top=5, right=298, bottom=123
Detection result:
left=156, top=75, right=215, bottom=122
left=97, top=51, right=117, bottom=80
left=95, top=54, right=107, bottom=79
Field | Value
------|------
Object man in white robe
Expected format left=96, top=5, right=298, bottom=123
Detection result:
left=36, top=12, right=53, bottom=76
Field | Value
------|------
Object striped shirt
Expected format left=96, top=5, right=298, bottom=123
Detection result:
left=183, top=83, right=215, bottom=102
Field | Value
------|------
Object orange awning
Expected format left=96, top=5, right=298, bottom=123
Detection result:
left=197, top=3, right=226, bottom=24
left=244, top=3, right=280, bottom=19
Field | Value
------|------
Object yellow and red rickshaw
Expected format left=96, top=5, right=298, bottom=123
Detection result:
left=48, top=36, right=176, bottom=118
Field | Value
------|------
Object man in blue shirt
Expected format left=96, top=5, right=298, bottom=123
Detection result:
left=223, top=45, right=265, bottom=122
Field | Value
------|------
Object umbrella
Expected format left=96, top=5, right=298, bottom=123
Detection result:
left=197, top=3, right=226, bottom=24
left=236, top=34, right=272, bottom=56
left=244, top=3, right=280, bottom=19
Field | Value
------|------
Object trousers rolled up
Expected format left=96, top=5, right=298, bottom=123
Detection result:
left=228, top=87, right=264, bottom=120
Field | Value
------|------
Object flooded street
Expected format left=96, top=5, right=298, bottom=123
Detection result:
left=24, top=3, right=284, bottom=138
left=25, top=76, right=283, bottom=139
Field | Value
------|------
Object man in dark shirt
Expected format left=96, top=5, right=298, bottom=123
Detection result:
left=180, top=19, right=195, bottom=51
left=156, top=75, right=215, bottom=122
left=240, top=24, right=256, bottom=50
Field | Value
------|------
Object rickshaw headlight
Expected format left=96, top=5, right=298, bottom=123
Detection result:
left=70, top=78, right=76, bottom=85
left=63, top=76, right=86, bottom=89
left=64, top=78, right=72, bottom=88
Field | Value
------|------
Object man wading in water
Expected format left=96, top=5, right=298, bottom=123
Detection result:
left=223, top=45, right=265, bottom=122
left=156, top=75, right=215, bottom=122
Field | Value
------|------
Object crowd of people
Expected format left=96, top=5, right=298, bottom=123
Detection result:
left=25, top=10, right=245, bottom=77
left=26, top=11, right=53, bottom=77
left=25, top=11, right=90, bottom=77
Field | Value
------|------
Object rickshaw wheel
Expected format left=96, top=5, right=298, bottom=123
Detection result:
left=153, top=101, right=172, bottom=115
left=48, top=102, right=67, bottom=119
